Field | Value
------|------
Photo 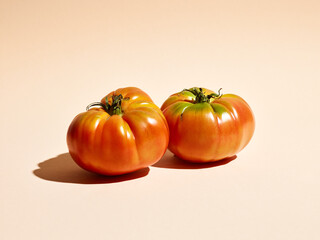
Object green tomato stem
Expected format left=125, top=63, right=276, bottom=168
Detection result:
left=183, top=87, right=223, bottom=103
left=86, top=94, right=129, bottom=115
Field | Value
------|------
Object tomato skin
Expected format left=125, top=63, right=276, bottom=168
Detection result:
left=161, top=88, right=255, bottom=162
left=67, top=87, right=169, bottom=175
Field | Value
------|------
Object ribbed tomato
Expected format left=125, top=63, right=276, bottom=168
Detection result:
left=161, top=87, right=255, bottom=162
left=67, top=87, right=169, bottom=175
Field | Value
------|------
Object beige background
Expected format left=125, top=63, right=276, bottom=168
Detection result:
left=1, top=0, right=319, bottom=239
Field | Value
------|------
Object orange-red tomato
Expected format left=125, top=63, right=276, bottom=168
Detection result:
left=161, top=87, right=255, bottom=162
left=67, top=87, right=169, bottom=175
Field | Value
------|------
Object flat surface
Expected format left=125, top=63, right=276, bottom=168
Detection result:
left=1, top=1, right=320, bottom=239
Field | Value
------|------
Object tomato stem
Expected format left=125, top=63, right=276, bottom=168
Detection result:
left=86, top=102, right=108, bottom=112
left=86, top=94, right=129, bottom=115
left=183, top=87, right=223, bottom=103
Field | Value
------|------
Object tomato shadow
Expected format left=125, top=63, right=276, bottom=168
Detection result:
left=152, top=150, right=237, bottom=169
left=33, top=153, right=150, bottom=184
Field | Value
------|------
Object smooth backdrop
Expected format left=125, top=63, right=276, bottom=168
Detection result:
left=1, top=1, right=319, bottom=239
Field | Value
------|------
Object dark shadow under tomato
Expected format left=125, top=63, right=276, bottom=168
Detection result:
left=33, top=153, right=150, bottom=184
left=152, top=150, right=236, bottom=169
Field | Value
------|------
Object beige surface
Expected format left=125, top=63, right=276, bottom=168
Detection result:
left=1, top=0, right=320, bottom=239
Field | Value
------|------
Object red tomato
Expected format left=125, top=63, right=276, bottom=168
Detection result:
left=161, top=87, right=255, bottom=162
left=67, top=87, right=169, bottom=175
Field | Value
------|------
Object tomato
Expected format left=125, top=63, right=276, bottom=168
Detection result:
left=161, top=87, right=255, bottom=162
left=67, top=87, right=169, bottom=175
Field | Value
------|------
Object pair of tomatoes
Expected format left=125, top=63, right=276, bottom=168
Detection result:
left=67, top=87, right=255, bottom=175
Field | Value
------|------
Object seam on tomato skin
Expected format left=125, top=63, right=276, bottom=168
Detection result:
left=209, top=103, right=219, bottom=114
left=179, top=105, right=190, bottom=120
left=211, top=101, right=235, bottom=117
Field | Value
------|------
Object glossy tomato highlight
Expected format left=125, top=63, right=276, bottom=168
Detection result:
left=161, top=87, right=255, bottom=162
left=67, top=87, right=169, bottom=175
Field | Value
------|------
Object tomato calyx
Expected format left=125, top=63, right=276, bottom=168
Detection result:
left=86, top=94, right=130, bottom=116
left=183, top=87, right=223, bottom=103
